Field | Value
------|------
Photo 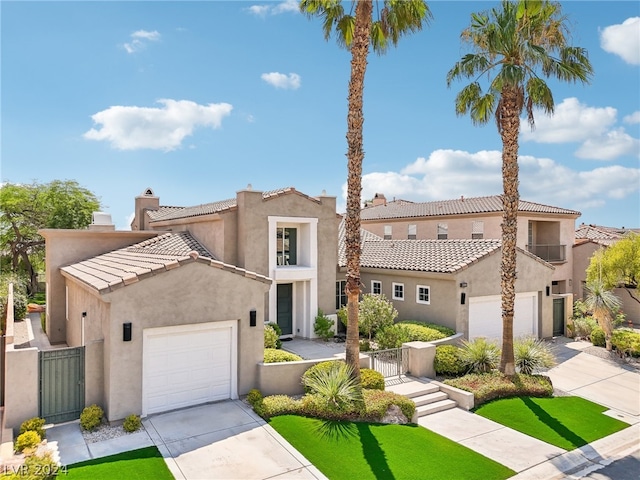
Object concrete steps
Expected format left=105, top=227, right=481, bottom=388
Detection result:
left=387, top=378, right=458, bottom=420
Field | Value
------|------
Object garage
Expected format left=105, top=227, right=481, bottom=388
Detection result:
left=142, top=321, right=237, bottom=416
left=468, top=292, right=538, bottom=340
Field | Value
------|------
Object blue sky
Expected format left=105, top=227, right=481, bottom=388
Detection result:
left=2, top=1, right=639, bottom=230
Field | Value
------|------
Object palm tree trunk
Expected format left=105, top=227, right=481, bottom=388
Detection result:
left=344, top=0, right=372, bottom=380
left=498, top=87, right=520, bottom=376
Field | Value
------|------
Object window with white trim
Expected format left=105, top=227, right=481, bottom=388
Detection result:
left=408, top=224, right=417, bottom=240
left=371, top=280, right=382, bottom=295
left=437, top=223, right=448, bottom=240
left=384, top=225, right=392, bottom=240
left=392, top=282, right=404, bottom=300
left=416, top=285, right=430, bottom=304
left=472, top=221, right=484, bottom=239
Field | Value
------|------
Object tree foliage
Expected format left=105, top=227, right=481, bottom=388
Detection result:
left=586, top=234, right=640, bottom=302
left=0, top=180, right=101, bottom=293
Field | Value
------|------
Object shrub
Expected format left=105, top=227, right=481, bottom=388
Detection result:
left=611, top=329, right=640, bottom=357
left=360, top=368, right=385, bottom=390
left=246, top=389, right=263, bottom=407
left=376, top=323, right=446, bottom=349
left=361, top=389, right=416, bottom=421
left=266, top=322, right=282, bottom=348
left=359, top=339, right=372, bottom=352
left=264, top=325, right=279, bottom=349
left=514, top=337, right=556, bottom=374
left=313, top=309, right=335, bottom=341
left=15, top=431, right=41, bottom=453
left=569, top=315, right=598, bottom=339
left=434, top=345, right=465, bottom=376
left=302, top=362, right=362, bottom=411
left=445, top=372, right=553, bottom=406
left=590, top=326, right=605, bottom=347
left=260, top=395, right=303, bottom=418
left=20, top=417, right=46, bottom=439
left=264, top=348, right=302, bottom=363
left=80, top=404, right=104, bottom=431
left=0, top=273, right=28, bottom=324
left=375, top=325, right=410, bottom=349
left=302, top=360, right=342, bottom=393
left=123, top=414, right=142, bottom=433
left=359, top=294, right=398, bottom=340
left=6, top=452, right=59, bottom=479
left=400, top=321, right=456, bottom=337
left=459, top=338, right=500, bottom=374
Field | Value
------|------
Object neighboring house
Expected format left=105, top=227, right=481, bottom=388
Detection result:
left=573, top=224, right=640, bottom=324
left=360, top=194, right=579, bottom=295
left=337, top=222, right=560, bottom=341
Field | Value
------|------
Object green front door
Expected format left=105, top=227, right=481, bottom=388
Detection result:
left=277, top=283, right=293, bottom=336
left=553, top=298, right=565, bottom=337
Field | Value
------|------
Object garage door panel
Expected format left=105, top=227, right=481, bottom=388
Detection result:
left=469, top=293, right=538, bottom=340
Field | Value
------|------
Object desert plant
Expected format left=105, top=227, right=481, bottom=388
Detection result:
left=80, top=404, right=104, bottom=431
left=611, top=329, right=640, bottom=357
left=360, top=368, right=385, bottom=390
left=569, top=315, right=598, bottom=339
left=584, top=280, right=622, bottom=351
left=14, top=430, right=41, bottom=453
left=12, top=452, right=60, bottom=479
left=19, top=417, right=46, bottom=439
left=434, top=345, right=465, bottom=376
left=313, top=309, right=335, bottom=341
left=513, top=337, right=556, bottom=374
left=302, top=362, right=362, bottom=411
left=459, top=338, right=500, bottom=374
left=302, top=360, right=341, bottom=392
left=264, top=324, right=279, bottom=349
left=264, top=348, right=302, bottom=363
left=590, top=326, right=605, bottom=347
left=246, top=389, right=263, bottom=407
left=123, top=414, right=142, bottom=433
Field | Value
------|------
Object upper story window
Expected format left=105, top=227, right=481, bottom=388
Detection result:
left=408, top=224, right=417, bottom=240
left=392, top=282, right=404, bottom=301
left=416, top=285, right=430, bottom=304
left=276, top=227, right=297, bottom=265
left=437, top=223, right=448, bottom=240
left=384, top=225, right=392, bottom=240
left=371, top=280, right=382, bottom=295
left=472, top=221, right=484, bottom=239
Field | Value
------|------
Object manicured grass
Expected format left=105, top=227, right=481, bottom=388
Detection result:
left=269, top=415, right=515, bottom=480
left=64, top=446, right=174, bottom=480
left=474, top=396, right=629, bottom=450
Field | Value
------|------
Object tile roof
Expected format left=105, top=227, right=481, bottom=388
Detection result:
left=61, top=232, right=270, bottom=294
left=360, top=195, right=581, bottom=221
left=575, top=224, right=640, bottom=245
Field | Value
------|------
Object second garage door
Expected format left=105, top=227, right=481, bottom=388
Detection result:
left=142, top=321, right=237, bottom=416
left=468, top=292, right=538, bottom=340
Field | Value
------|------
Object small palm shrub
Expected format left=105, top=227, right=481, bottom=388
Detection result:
left=80, top=404, right=104, bottom=431
left=302, top=360, right=341, bottom=393
left=264, top=325, right=279, bottom=349
left=15, top=430, right=41, bottom=453
left=123, top=414, right=142, bottom=433
left=20, top=417, right=46, bottom=439
left=590, top=326, right=605, bottom=347
left=313, top=309, right=335, bottom=341
left=360, top=368, right=385, bottom=390
left=264, top=348, right=302, bottom=363
left=434, top=345, right=465, bottom=376
left=302, top=362, right=362, bottom=412
left=514, top=337, right=556, bottom=374
left=459, top=338, right=500, bottom=374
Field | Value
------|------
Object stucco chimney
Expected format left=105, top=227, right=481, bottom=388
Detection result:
left=372, top=193, right=387, bottom=206
left=132, top=188, right=160, bottom=231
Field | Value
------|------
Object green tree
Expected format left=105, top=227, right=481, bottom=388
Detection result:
left=358, top=293, right=397, bottom=341
left=583, top=280, right=622, bottom=351
left=586, top=233, right=639, bottom=306
left=0, top=180, right=101, bottom=293
left=300, top=0, right=431, bottom=379
left=447, top=0, right=592, bottom=375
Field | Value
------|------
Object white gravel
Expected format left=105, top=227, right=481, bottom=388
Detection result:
left=81, top=423, right=145, bottom=444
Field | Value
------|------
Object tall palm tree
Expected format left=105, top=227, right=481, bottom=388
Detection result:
left=447, top=0, right=592, bottom=375
left=584, top=280, right=622, bottom=351
left=300, top=0, right=431, bottom=379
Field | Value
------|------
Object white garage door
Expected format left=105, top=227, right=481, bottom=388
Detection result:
left=143, top=321, right=237, bottom=416
left=468, top=292, right=538, bottom=340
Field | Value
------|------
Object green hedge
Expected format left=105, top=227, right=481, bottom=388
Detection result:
left=264, top=348, right=303, bottom=363
left=434, top=345, right=465, bottom=376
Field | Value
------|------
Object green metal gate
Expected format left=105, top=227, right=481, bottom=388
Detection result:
left=39, top=347, right=85, bottom=423
left=553, top=298, right=565, bottom=337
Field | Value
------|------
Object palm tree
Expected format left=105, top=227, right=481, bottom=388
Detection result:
left=300, top=0, right=431, bottom=379
left=447, top=0, right=592, bottom=375
left=584, top=280, right=622, bottom=351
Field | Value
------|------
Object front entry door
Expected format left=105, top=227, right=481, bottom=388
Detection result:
left=277, top=283, right=293, bottom=336
left=553, top=298, right=565, bottom=337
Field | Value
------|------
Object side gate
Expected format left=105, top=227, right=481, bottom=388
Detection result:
left=365, top=347, right=408, bottom=380
left=39, top=347, right=85, bottom=423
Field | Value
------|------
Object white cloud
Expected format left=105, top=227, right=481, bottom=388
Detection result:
left=84, top=99, right=233, bottom=151
left=343, top=149, right=639, bottom=213
left=520, top=97, right=616, bottom=143
left=624, top=111, right=640, bottom=124
left=261, top=72, right=301, bottom=90
left=575, top=128, right=640, bottom=160
left=123, top=29, right=161, bottom=54
left=600, top=17, right=640, bottom=65
left=248, top=1, right=298, bottom=16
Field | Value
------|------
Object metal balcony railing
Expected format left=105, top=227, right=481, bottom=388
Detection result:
left=527, top=244, right=566, bottom=262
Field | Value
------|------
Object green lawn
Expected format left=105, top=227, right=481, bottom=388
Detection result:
left=269, top=415, right=515, bottom=480
left=64, top=446, right=174, bottom=480
left=474, top=396, right=629, bottom=450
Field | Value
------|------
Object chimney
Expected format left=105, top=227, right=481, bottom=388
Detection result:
left=88, top=212, right=115, bottom=231
left=132, top=188, right=160, bottom=230
left=461, top=195, right=464, bottom=201
left=372, top=193, right=387, bottom=206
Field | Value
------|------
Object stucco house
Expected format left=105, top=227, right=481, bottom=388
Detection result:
left=337, top=222, right=559, bottom=340
left=360, top=194, right=579, bottom=296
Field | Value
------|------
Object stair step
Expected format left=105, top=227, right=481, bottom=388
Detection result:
left=415, top=399, right=457, bottom=416
left=412, top=391, right=449, bottom=407
left=386, top=382, right=439, bottom=398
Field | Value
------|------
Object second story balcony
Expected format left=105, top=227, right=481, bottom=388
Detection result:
left=527, top=244, right=566, bottom=263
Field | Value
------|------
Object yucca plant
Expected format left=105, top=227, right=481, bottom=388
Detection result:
left=303, top=361, right=363, bottom=411
left=514, top=337, right=556, bottom=374
left=459, top=338, right=501, bottom=374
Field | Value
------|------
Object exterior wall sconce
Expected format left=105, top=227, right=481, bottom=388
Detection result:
left=546, top=286, right=550, bottom=297
left=123, top=322, right=132, bottom=341
left=459, top=282, right=468, bottom=288
left=460, top=293, right=466, bottom=305
left=250, top=309, right=257, bottom=327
